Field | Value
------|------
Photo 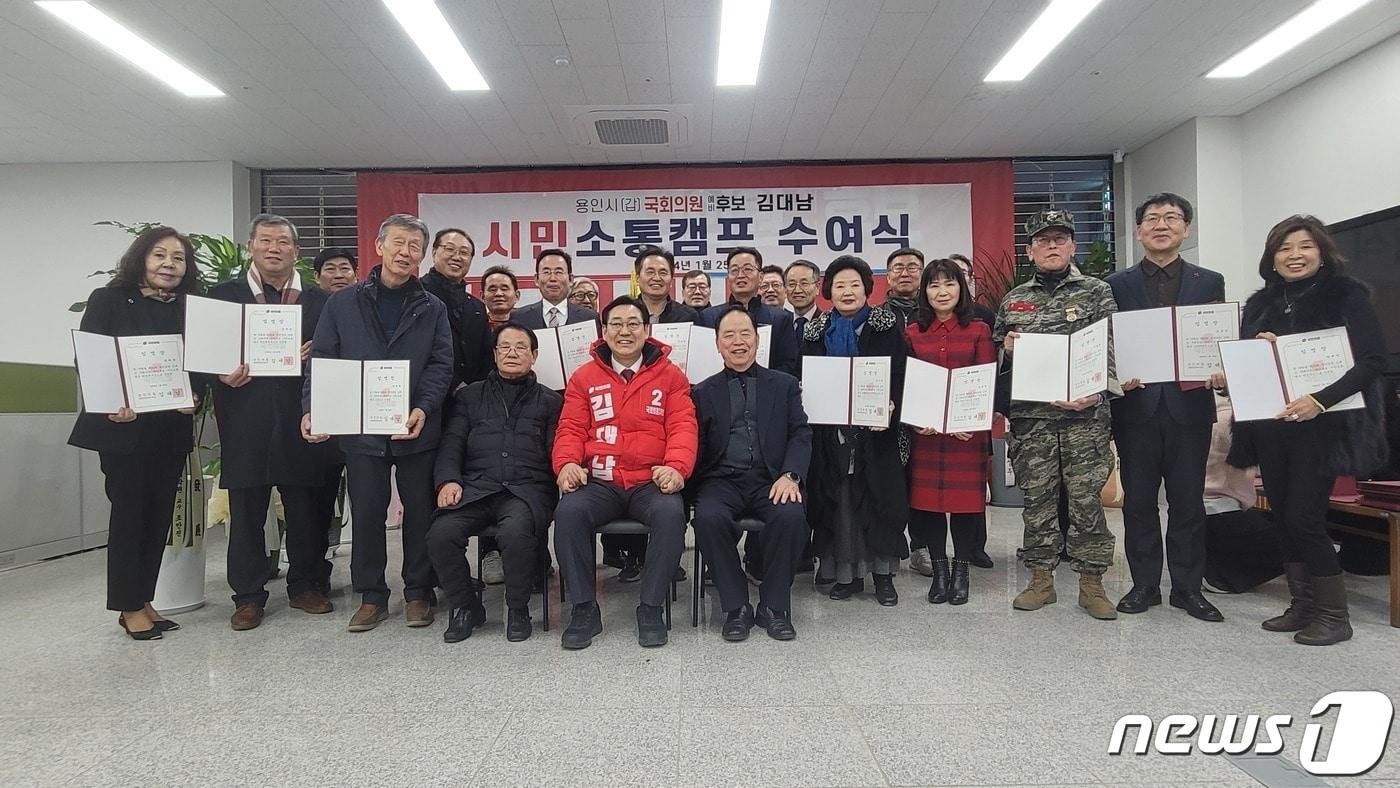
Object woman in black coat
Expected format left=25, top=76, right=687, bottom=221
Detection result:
left=1228, top=215, right=1389, bottom=646
left=68, top=227, right=203, bottom=640
left=801, top=255, right=910, bottom=605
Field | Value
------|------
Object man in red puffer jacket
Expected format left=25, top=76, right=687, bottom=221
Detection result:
left=553, top=295, right=697, bottom=650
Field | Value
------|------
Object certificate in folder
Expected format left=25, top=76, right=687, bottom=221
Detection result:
left=183, top=295, right=302, bottom=377
left=651, top=322, right=774, bottom=384
left=801, top=356, right=892, bottom=427
left=901, top=358, right=997, bottom=433
left=1010, top=318, right=1110, bottom=403
left=1112, top=303, right=1240, bottom=384
left=533, top=322, right=599, bottom=390
left=72, top=330, right=195, bottom=414
left=309, top=358, right=410, bottom=435
left=1219, top=326, right=1366, bottom=422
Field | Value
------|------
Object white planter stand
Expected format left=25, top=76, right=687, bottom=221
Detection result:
left=153, top=475, right=216, bottom=615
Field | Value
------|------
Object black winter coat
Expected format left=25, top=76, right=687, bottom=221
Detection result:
left=421, top=269, right=493, bottom=391
left=432, top=371, right=562, bottom=535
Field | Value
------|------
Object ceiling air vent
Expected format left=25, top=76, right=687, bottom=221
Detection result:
left=569, top=106, right=691, bottom=147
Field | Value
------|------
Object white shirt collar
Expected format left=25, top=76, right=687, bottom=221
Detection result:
left=542, top=297, right=569, bottom=320
left=793, top=303, right=819, bottom=320
left=611, top=356, right=643, bottom=376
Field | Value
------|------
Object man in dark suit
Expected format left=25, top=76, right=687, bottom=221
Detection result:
left=691, top=306, right=811, bottom=641
left=212, top=214, right=333, bottom=631
left=698, top=247, right=799, bottom=377
left=510, top=248, right=599, bottom=329
left=1106, top=193, right=1225, bottom=622
left=783, top=259, right=823, bottom=342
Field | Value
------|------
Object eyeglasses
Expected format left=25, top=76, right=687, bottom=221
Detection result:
left=728, top=265, right=758, bottom=276
left=757, top=281, right=781, bottom=291
left=1140, top=213, right=1186, bottom=227
left=570, top=291, right=598, bottom=301
left=683, top=282, right=710, bottom=292
left=888, top=263, right=923, bottom=274
left=786, top=278, right=817, bottom=289
left=495, top=344, right=531, bottom=355
left=1032, top=233, right=1072, bottom=247
left=437, top=245, right=472, bottom=258
left=606, top=320, right=645, bottom=331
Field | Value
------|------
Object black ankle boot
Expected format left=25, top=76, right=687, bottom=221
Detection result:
left=506, top=607, right=532, bottom=642
left=949, top=560, right=970, bottom=605
left=873, top=573, right=898, bottom=606
left=1262, top=562, right=1313, bottom=632
left=926, top=559, right=950, bottom=604
left=1294, top=574, right=1352, bottom=646
left=443, top=600, right=487, bottom=643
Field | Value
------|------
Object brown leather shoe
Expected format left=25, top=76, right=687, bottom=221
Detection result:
left=230, top=603, right=265, bottom=631
left=289, top=590, right=333, bottom=614
left=405, top=599, right=435, bottom=628
left=347, top=603, right=388, bottom=632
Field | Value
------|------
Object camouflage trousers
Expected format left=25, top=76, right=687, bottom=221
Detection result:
left=1007, top=416, right=1115, bottom=574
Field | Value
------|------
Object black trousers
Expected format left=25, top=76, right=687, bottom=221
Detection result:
left=554, top=480, right=685, bottom=607
left=227, top=483, right=329, bottom=606
left=345, top=451, right=437, bottom=607
left=99, top=450, right=186, bottom=612
left=692, top=472, right=807, bottom=613
left=1255, top=420, right=1342, bottom=577
left=428, top=492, right=536, bottom=610
left=1114, top=415, right=1212, bottom=592
left=909, top=510, right=983, bottom=560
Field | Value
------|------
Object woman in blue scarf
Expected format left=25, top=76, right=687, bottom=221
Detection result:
left=800, top=255, right=910, bottom=605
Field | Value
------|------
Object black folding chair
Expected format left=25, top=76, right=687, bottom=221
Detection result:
left=557, top=519, right=678, bottom=630
left=691, top=517, right=767, bottom=627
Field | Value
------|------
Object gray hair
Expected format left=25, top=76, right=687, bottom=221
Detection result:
left=377, top=213, right=430, bottom=245
left=248, top=213, right=299, bottom=245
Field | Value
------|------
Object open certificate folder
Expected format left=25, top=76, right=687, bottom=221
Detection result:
left=1112, top=303, right=1240, bottom=383
left=309, top=358, right=410, bottom=435
left=1219, top=326, right=1366, bottom=422
left=901, top=359, right=997, bottom=433
left=801, top=356, right=891, bottom=427
left=183, top=295, right=302, bottom=377
left=1010, top=318, right=1110, bottom=403
left=651, top=322, right=772, bottom=384
left=72, top=330, right=194, bottom=414
left=532, top=322, right=598, bottom=390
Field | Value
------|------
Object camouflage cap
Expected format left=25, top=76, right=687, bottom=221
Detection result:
left=1025, top=208, right=1075, bottom=239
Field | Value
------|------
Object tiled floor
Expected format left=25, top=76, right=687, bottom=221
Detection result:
left=2, top=507, right=1397, bottom=787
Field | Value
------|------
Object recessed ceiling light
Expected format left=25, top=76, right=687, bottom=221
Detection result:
left=715, top=0, right=771, bottom=87
left=34, top=1, right=223, bottom=97
left=1207, top=0, right=1376, bottom=78
left=984, top=0, right=1103, bottom=83
left=382, top=0, right=490, bottom=91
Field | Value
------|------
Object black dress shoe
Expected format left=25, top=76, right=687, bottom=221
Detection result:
left=617, top=558, right=642, bottom=583
left=443, top=602, right=487, bottom=643
left=151, top=618, right=180, bottom=632
left=814, top=573, right=836, bottom=586
left=721, top=604, right=754, bottom=642
left=673, top=566, right=688, bottom=582
left=636, top=603, right=668, bottom=647
left=562, top=601, right=603, bottom=650
left=1170, top=590, right=1224, bottom=622
left=969, top=550, right=994, bottom=569
left=118, top=615, right=162, bottom=641
left=1116, top=586, right=1162, bottom=614
left=828, top=579, right=864, bottom=600
left=506, top=607, right=532, bottom=642
left=755, top=605, right=796, bottom=640
left=926, top=559, right=950, bottom=604
left=873, top=573, right=898, bottom=606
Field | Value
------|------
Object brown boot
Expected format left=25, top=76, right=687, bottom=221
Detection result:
left=1294, top=574, right=1352, bottom=646
left=289, top=590, right=333, bottom=614
left=1012, top=568, right=1056, bottom=610
left=347, top=603, right=388, bottom=632
left=230, top=603, right=265, bottom=631
left=1077, top=572, right=1118, bottom=620
left=405, top=599, right=435, bottom=628
left=1262, top=562, right=1313, bottom=632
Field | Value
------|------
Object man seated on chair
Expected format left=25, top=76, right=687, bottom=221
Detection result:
left=552, top=295, right=697, bottom=650
left=691, top=306, right=812, bottom=641
left=426, top=321, right=563, bottom=643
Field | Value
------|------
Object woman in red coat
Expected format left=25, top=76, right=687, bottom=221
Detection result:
left=906, top=259, right=996, bottom=605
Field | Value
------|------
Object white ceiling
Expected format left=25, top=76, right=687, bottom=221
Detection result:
left=2, top=0, right=1399, bottom=168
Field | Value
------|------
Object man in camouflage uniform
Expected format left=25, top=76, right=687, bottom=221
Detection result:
left=993, top=208, right=1120, bottom=619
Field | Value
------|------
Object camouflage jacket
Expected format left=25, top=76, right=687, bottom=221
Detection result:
left=993, top=265, right=1118, bottom=423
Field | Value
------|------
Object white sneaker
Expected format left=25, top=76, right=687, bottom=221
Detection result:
left=481, top=550, right=505, bottom=585
left=909, top=547, right=935, bottom=577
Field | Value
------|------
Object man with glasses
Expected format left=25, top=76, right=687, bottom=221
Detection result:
left=569, top=277, right=600, bottom=313
left=512, top=248, right=598, bottom=330
left=681, top=269, right=712, bottom=309
left=421, top=228, right=493, bottom=392
left=635, top=246, right=698, bottom=325
left=758, top=265, right=786, bottom=309
left=698, top=247, right=799, bottom=377
left=994, top=208, right=1121, bottom=620
left=552, top=296, right=697, bottom=649
left=881, top=247, right=924, bottom=328
left=1106, top=193, right=1225, bottom=623
left=784, top=260, right=823, bottom=341
left=426, top=321, right=563, bottom=643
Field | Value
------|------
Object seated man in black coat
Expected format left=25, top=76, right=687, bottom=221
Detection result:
left=426, top=322, right=563, bottom=643
left=691, top=306, right=812, bottom=641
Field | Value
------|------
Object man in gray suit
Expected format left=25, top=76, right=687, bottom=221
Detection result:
left=511, top=248, right=599, bottom=329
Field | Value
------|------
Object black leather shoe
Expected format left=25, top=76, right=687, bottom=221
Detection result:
left=927, top=559, right=950, bottom=604
left=118, top=614, right=162, bottom=641
left=828, top=579, right=864, bottom=600
left=673, top=566, right=688, bottom=582
left=873, top=573, right=898, bottom=606
left=1116, top=586, right=1162, bottom=614
left=1170, top=590, right=1224, bottom=622
left=151, top=618, right=181, bottom=632
left=562, top=602, right=602, bottom=650
left=617, top=558, right=642, bottom=583
left=814, top=572, right=836, bottom=586
left=969, top=549, right=994, bottom=569
left=506, top=607, right=532, bottom=642
left=949, top=560, right=970, bottom=605
left=755, top=605, right=797, bottom=640
left=443, top=601, right=487, bottom=643
left=722, top=603, right=754, bottom=642
left=636, top=603, right=668, bottom=647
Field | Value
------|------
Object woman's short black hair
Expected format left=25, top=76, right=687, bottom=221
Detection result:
left=313, top=247, right=357, bottom=273
left=915, top=258, right=974, bottom=331
left=632, top=245, right=675, bottom=274
left=481, top=265, right=519, bottom=291
left=821, top=255, right=874, bottom=300
left=492, top=320, right=538, bottom=351
left=110, top=226, right=201, bottom=294
left=1257, top=214, right=1346, bottom=286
